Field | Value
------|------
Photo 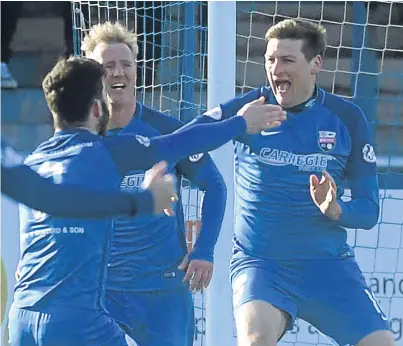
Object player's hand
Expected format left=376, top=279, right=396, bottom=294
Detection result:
left=237, top=96, right=287, bottom=134
left=178, top=254, right=213, bottom=292
left=141, top=161, right=178, bottom=216
left=309, top=170, right=342, bottom=221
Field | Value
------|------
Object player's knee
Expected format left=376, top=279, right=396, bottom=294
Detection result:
left=237, top=332, right=275, bottom=346
left=235, top=300, right=286, bottom=346
left=357, top=330, right=396, bottom=346
left=236, top=327, right=278, bottom=346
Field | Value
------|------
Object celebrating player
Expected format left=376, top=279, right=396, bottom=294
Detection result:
left=80, top=21, right=262, bottom=346
left=182, top=19, right=394, bottom=346
left=8, top=56, right=274, bottom=346
left=1, top=140, right=179, bottom=218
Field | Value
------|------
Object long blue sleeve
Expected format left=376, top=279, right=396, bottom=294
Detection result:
left=107, top=115, right=247, bottom=174
left=1, top=163, right=155, bottom=218
left=338, top=176, right=379, bottom=230
left=178, top=87, right=266, bottom=128
left=1, top=141, right=154, bottom=218
left=178, top=157, right=227, bottom=263
left=218, top=87, right=267, bottom=120
left=140, top=106, right=227, bottom=264
left=331, top=98, right=380, bottom=230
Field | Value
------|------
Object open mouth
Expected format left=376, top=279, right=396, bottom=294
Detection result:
left=274, top=80, right=291, bottom=94
left=111, top=82, right=126, bottom=91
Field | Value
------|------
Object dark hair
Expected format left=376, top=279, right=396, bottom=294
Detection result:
left=42, top=56, right=105, bottom=128
left=265, top=19, right=327, bottom=61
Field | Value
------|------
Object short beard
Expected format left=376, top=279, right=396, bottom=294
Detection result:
left=97, top=101, right=110, bottom=136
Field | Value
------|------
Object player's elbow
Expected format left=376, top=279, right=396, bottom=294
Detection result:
left=192, top=160, right=227, bottom=206
left=361, top=217, right=378, bottom=230
left=203, top=174, right=227, bottom=208
left=207, top=175, right=227, bottom=199
left=213, top=174, right=227, bottom=200
left=361, top=200, right=380, bottom=230
left=197, top=168, right=227, bottom=194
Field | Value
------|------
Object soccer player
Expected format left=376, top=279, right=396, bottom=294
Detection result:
left=81, top=22, right=272, bottom=346
left=1, top=140, right=177, bottom=218
left=8, top=56, right=274, bottom=346
left=182, top=19, right=395, bottom=346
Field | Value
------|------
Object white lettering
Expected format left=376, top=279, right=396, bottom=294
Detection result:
left=256, top=148, right=334, bottom=172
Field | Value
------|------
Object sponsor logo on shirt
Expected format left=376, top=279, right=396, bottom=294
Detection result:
left=256, top=147, right=334, bottom=172
left=120, top=173, right=145, bottom=191
left=26, top=142, right=93, bottom=164
left=21, top=226, right=86, bottom=241
left=260, top=130, right=282, bottom=136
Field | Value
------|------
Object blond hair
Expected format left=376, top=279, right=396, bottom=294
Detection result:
left=81, top=21, right=138, bottom=58
left=265, top=19, right=327, bottom=61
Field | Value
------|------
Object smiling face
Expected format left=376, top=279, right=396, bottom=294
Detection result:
left=265, top=38, right=322, bottom=108
left=89, top=42, right=136, bottom=106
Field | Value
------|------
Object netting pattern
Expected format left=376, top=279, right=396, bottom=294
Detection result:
left=72, top=1, right=208, bottom=120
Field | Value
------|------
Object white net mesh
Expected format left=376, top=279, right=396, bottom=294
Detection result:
left=72, top=1, right=207, bottom=118
left=72, top=1, right=403, bottom=345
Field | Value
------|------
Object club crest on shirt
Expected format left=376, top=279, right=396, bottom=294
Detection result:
left=318, top=131, right=336, bottom=153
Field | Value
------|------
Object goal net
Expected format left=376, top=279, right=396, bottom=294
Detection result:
left=72, top=1, right=403, bottom=345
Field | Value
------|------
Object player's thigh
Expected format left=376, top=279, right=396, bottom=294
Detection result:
left=8, top=307, right=36, bottom=346
left=42, top=310, right=127, bottom=346
left=357, top=330, right=395, bottom=346
left=105, top=289, right=148, bottom=341
left=235, top=300, right=288, bottom=346
left=79, top=311, right=128, bottom=346
left=145, top=287, right=195, bottom=346
left=298, top=257, right=390, bottom=346
left=231, top=264, right=296, bottom=344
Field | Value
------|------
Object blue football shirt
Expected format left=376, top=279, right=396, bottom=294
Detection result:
left=107, top=103, right=227, bottom=291
left=184, top=86, right=379, bottom=260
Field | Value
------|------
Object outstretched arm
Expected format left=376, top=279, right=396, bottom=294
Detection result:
left=1, top=142, right=154, bottom=218
left=174, top=89, right=284, bottom=145
left=107, top=114, right=247, bottom=174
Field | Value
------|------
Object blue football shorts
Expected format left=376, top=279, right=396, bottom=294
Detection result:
left=105, top=286, right=194, bottom=346
left=8, top=305, right=128, bottom=346
left=230, top=250, right=390, bottom=345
